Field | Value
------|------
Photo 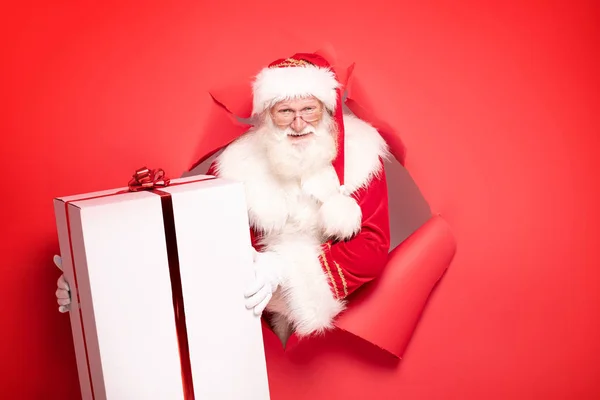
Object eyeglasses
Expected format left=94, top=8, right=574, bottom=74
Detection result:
left=271, top=105, right=323, bottom=126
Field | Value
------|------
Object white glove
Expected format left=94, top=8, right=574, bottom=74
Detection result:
left=244, top=248, right=284, bottom=316
left=54, top=255, right=71, bottom=313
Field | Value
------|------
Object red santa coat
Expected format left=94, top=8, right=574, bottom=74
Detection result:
left=206, top=112, right=391, bottom=337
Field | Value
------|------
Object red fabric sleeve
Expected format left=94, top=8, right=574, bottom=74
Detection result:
left=319, top=160, right=390, bottom=300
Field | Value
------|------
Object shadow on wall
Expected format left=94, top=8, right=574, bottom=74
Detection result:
left=183, top=139, right=432, bottom=254
left=384, top=157, right=432, bottom=250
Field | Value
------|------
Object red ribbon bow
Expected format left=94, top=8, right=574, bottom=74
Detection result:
left=128, top=167, right=170, bottom=192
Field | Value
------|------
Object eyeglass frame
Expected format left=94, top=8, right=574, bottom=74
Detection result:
left=269, top=100, right=327, bottom=127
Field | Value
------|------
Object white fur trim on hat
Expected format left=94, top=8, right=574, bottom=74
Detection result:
left=252, top=65, right=340, bottom=115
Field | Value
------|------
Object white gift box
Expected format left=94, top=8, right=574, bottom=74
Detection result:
left=53, top=171, right=270, bottom=400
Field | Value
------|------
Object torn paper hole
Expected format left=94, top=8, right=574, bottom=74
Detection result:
left=182, top=56, right=455, bottom=358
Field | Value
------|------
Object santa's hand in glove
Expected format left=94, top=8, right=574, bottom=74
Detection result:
left=54, top=255, right=71, bottom=313
left=244, top=248, right=284, bottom=316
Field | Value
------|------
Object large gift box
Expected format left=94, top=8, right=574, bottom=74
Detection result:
left=53, top=168, right=270, bottom=400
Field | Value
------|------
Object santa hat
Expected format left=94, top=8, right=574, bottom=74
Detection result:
left=251, top=53, right=347, bottom=188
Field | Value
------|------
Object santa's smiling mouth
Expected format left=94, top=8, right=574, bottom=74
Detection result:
left=287, top=132, right=314, bottom=140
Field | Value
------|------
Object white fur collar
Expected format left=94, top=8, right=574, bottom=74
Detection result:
left=212, top=113, right=390, bottom=234
left=340, top=113, right=390, bottom=193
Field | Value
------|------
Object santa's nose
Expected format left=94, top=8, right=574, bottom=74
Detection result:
left=291, top=116, right=307, bottom=133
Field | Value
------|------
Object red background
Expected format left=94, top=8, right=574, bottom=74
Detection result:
left=1, top=1, right=599, bottom=399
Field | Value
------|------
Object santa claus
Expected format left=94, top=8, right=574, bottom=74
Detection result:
left=54, top=52, right=391, bottom=344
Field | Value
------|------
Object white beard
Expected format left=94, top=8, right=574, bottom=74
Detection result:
left=258, top=113, right=338, bottom=182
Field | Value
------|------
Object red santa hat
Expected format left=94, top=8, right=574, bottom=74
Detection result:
left=251, top=53, right=347, bottom=187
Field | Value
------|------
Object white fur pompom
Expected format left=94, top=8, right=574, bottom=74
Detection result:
left=318, top=191, right=362, bottom=240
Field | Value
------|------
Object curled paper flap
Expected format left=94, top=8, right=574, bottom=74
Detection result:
left=333, top=215, right=456, bottom=357
left=187, top=93, right=252, bottom=172
left=208, top=83, right=254, bottom=121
